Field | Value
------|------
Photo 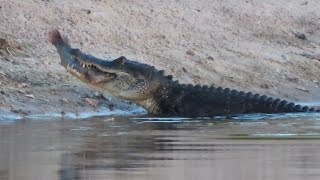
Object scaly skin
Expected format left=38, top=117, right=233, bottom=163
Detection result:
left=49, top=30, right=320, bottom=117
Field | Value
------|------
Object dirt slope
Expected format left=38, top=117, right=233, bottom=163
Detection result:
left=0, top=0, right=320, bottom=117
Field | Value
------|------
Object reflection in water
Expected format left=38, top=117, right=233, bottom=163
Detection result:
left=1, top=114, right=320, bottom=180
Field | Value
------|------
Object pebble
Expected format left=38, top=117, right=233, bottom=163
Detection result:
left=25, top=94, right=35, bottom=99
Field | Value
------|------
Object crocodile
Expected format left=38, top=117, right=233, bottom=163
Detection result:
left=49, top=30, right=320, bottom=117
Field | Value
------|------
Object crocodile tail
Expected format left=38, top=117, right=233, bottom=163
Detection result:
left=48, top=29, right=69, bottom=45
left=263, top=98, right=320, bottom=113
left=224, top=88, right=320, bottom=113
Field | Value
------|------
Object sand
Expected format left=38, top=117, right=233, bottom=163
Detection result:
left=0, top=0, right=319, bottom=118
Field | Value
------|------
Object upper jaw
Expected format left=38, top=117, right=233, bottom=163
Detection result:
left=60, top=51, right=90, bottom=76
left=70, top=49, right=114, bottom=69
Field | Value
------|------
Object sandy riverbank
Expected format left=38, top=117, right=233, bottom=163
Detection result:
left=0, top=0, right=320, bottom=118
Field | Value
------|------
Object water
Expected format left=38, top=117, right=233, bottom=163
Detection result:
left=1, top=113, right=320, bottom=180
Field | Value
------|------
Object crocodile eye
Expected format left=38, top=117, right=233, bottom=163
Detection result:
left=113, top=56, right=127, bottom=65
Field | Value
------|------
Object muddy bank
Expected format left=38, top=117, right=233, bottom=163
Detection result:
left=0, top=0, right=320, bottom=118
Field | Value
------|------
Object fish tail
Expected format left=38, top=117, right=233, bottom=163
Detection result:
left=48, top=29, right=69, bottom=45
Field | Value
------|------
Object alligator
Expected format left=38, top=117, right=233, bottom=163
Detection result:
left=49, top=30, right=320, bottom=117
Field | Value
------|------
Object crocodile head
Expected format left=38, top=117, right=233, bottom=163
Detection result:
left=49, top=30, right=170, bottom=107
left=68, top=51, right=166, bottom=102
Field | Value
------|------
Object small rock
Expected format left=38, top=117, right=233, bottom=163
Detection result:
left=95, top=93, right=108, bottom=100
left=10, top=109, right=30, bottom=115
left=182, top=67, right=188, bottom=73
left=50, top=90, right=57, bottom=95
left=300, top=53, right=320, bottom=61
left=81, top=9, right=91, bottom=14
left=17, top=83, right=29, bottom=88
left=286, top=77, right=299, bottom=83
left=83, top=93, right=91, bottom=98
left=25, top=94, right=35, bottom=99
left=4, top=57, right=11, bottom=62
left=94, top=91, right=100, bottom=97
left=186, top=49, right=195, bottom=56
left=281, top=54, right=289, bottom=60
left=127, top=101, right=134, bottom=105
left=0, top=38, right=8, bottom=48
left=83, top=98, right=99, bottom=107
left=296, top=87, right=309, bottom=93
left=18, top=89, right=26, bottom=94
left=11, top=60, right=19, bottom=65
left=105, top=96, right=111, bottom=101
left=61, top=98, right=68, bottom=103
left=301, top=1, right=308, bottom=5
left=293, top=32, right=306, bottom=40
left=260, top=84, right=270, bottom=89
left=207, top=56, right=214, bottom=60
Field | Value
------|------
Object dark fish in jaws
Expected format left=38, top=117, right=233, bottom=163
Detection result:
left=48, top=30, right=116, bottom=84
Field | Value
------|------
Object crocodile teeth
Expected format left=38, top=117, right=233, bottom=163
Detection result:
left=83, top=64, right=85, bottom=68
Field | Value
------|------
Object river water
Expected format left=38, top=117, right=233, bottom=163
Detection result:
left=1, top=113, right=320, bottom=180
